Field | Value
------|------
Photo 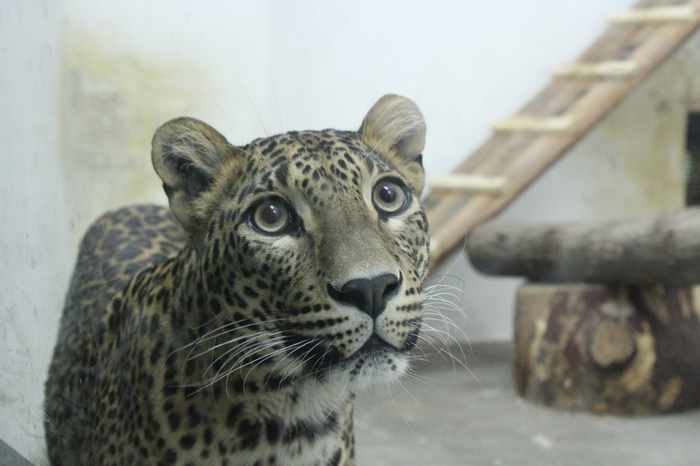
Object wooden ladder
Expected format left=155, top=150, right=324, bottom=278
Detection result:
left=425, top=0, right=700, bottom=269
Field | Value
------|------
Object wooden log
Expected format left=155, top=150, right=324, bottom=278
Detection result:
left=466, top=209, right=700, bottom=286
left=514, top=283, right=700, bottom=414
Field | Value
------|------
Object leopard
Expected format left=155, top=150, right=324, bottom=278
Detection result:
left=44, top=94, right=430, bottom=465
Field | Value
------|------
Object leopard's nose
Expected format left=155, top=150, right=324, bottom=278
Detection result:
left=328, top=273, right=401, bottom=319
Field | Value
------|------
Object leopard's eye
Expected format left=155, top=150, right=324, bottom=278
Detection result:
left=250, top=198, right=293, bottom=235
left=372, top=179, right=410, bottom=216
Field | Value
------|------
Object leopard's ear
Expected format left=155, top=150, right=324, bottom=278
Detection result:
left=152, top=117, right=232, bottom=243
left=359, top=94, right=426, bottom=194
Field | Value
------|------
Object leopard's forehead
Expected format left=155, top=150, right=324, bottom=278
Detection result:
left=244, top=129, right=391, bottom=174
left=231, top=129, right=396, bottom=207
left=249, top=129, right=362, bottom=157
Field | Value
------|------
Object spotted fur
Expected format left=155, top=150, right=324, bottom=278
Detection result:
left=45, top=95, right=430, bottom=465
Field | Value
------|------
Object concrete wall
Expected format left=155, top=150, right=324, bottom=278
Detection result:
left=10, top=0, right=696, bottom=462
left=1, top=2, right=69, bottom=463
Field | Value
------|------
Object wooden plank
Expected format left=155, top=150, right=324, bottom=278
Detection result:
left=492, top=116, right=575, bottom=133
left=552, top=60, right=639, bottom=79
left=425, top=0, right=700, bottom=268
left=610, top=5, right=698, bottom=24
left=427, top=174, right=507, bottom=194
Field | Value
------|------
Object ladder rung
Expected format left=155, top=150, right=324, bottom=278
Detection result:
left=552, top=60, right=638, bottom=79
left=428, top=174, right=507, bottom=194
left=609, top=5, right=698, bottom=24
left=492, top=116, right=574, bottom=134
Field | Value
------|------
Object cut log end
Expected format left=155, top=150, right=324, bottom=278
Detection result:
left=588, top=319, right=637, bottom=370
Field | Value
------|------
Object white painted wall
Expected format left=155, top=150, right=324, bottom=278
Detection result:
left=12, top=0, right=694, bottom=462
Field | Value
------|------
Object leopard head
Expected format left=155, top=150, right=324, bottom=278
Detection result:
left=151, top=95, right=429, bottom=391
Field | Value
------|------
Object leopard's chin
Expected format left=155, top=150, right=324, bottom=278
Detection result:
left=330, top=341, right=410, bottom=392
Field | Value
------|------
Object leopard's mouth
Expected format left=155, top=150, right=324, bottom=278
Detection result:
left=353, top=332, right=395, bottom=356
left=283, top=330, right=406, bottom=375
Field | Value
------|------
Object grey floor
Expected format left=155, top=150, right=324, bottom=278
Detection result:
left=354, top=343, right=700, bottom=466
left=0, top=440, right=31, bottom=466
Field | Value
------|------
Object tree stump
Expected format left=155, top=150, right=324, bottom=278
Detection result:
left=514, top=283, right=700, bottom=414
left=467, top=210, right=700, bottom=414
